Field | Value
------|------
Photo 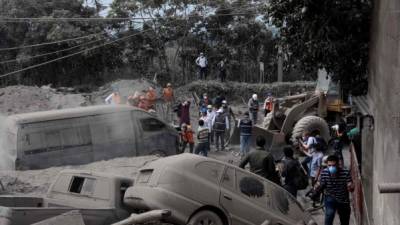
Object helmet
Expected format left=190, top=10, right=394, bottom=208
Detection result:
left=167, top=83, right=172, bottom=87
left=181, top=123, right=187, bottom=128
left=207, top=105, right=213, bottom=109
left=222, top=100, right=227, bottom=104
left=252, top=94, right=258, bottom=100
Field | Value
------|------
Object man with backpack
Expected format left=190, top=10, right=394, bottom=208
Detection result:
left=281, top=146, right=304, bottom=197
left=212, top=108, right=229, bottom=151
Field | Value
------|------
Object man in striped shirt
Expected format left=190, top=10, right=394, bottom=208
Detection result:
left=315, top=155, right=354, bottom=225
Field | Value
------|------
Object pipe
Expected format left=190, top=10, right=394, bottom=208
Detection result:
left=111, top=209, right=171, bottom=225
left=378, top=183, right=400, bottom=193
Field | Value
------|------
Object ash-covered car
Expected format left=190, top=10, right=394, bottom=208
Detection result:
left=124, top=153, right=317, bottom=225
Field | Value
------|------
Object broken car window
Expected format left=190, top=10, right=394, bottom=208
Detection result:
left=140, top=118, right=166, bottom=132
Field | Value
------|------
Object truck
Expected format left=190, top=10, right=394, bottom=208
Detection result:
left=1, top=105, right=179, bottom=170
left=0, top=170, right=134, bottom=225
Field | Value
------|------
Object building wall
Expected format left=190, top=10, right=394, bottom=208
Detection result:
left=368, top=0, right=400, bottom=224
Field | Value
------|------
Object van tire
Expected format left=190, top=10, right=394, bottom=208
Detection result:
left=188, top=210, right=223, bottom=225
left=291, top=116, right=330, bottom=146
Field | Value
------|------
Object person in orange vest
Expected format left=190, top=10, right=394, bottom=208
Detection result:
left=263, top=92, right=274, bottom=117
left=146, top=86, right=157, bottom=109
left=180, top=123, right=195, bottom=153
left=105, top=91, right=121, bottom=105
left=163, top=83, right=174, bottom=102
left=163, top=83, right=175, bottom=122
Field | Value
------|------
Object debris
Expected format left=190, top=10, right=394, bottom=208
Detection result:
left=31, top=210, right=85, bottom=225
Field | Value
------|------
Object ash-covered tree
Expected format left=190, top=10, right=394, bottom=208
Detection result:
left=268, top=0, right=372, bottom=94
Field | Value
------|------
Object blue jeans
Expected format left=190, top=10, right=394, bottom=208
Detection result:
left=324, top=195, right=351, bottom=225
left=195, top=142, right=209, bottom=157
left=240, top=135, right=251, bottom=155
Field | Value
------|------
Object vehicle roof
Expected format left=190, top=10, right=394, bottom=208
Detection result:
left=7, top=105, right=148, bottom=124
left=140, top=153, right=227, bottom=170
left=59, top=169, right=134, bottom=182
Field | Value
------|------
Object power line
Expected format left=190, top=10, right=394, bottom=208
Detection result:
left=0, top=37, right=106, bottom=65
left=0, top=12, right=261, bottom=23
left=0, top=29, right=152, bottom=78
left=0, top=31, right=106, bottom=52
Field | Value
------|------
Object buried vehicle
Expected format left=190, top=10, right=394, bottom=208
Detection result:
left=1, top=105, right=179, bottom=170
left=0, top=170, right=134, bottom=225
left=124, top=153, right=317, bottom=225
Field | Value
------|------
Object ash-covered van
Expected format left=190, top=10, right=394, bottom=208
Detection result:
left=1, top=105, right=179, bottom=170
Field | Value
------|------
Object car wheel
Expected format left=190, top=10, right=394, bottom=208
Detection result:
left=188, top=210, right=223, bottom=225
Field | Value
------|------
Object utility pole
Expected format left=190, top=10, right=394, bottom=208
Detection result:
left=277, top=46, right=283, bottom=82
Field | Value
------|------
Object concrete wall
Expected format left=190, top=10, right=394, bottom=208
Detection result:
left=368, top=0, right=400, bottom=224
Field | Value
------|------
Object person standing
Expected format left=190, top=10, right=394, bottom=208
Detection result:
left=199, top=93, right=210, bottom=116
left=212, top=108, right=229, bottom=151
left=281, top=146, right=301, bottom=197
left=218, top=58, right=227, bottom=82
left=195, top=120, right=210, bottom=156
left=239, top=136, right=281, bottom=185
left=206, top=105, right=216, bottom=144
left=299, top=131, right=317, bottom=176
left=263, top=93, right=274, bottom=117
left=146, top=86, right=157, bottom=110
left=248, top=94, right=259, bottom=124
left=315, top=155, right=354, bottom=225
left=195, top=52, right=208, bottom=80
left=180, top=123, right=194, bottom=153
left=163, top=83, right=174, bottom=122
left=179, top=100, right=191, bottom=126
left=238, top=112, right=253, bottom=156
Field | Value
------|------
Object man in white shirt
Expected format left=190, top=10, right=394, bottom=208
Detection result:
left=195, top=52, right=208, bottom=80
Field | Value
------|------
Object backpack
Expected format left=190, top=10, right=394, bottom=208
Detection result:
left=311, top=136, right=328, bottom=152
left=293, top=163, right=309, bottom=190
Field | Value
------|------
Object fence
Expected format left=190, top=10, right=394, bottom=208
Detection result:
left=349, top=143, right=371, bottom=225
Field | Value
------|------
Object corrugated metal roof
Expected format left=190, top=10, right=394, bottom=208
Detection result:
left=353, top=95, right=371, bottom=116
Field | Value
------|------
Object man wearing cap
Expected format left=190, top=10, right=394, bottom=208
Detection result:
left=195, top=52, right=208, bottom=80
left=212, top=108, right=229, bottom=151
left=248, top=94, right=259, bottom=124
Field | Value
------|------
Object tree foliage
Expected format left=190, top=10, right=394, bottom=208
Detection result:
left=268, top=0, right=372, bottom=94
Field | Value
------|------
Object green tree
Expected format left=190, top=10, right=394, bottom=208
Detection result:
left=268, top=0, right=372, bottom=94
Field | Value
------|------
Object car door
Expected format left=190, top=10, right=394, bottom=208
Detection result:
left=219, top=167, right=284, bottom=225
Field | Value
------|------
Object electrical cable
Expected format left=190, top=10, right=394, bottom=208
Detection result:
left=0, top=28, right=154, bottom=78
left=0, top=37, right=106, bottom=65
left=0, top=31, right=106, bottom=52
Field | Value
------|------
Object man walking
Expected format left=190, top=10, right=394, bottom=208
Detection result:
left=180, top=123, right=194, bottom=153
left=212, top=108, right=229, bottom=151
left=248, top=94, right=259, bottom=124
left=195, top=52, right=208, bottom=80
left=315, top=155, right=354, bottom=225
left=163, top=83, right=174, bottom=122
left=299, top=131, right=317, bottom=175
left=239, top=136, right=281, bottom=185
left=238, top=112, right=253, bottom=156
left=281, top=146, right=301, bottom=197
left=195, top=119, right=210, bottom=156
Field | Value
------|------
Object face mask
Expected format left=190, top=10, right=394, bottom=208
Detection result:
left=328, top=166, right=337, bottom=174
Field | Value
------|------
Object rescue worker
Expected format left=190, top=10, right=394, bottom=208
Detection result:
left=105, top=91, right=121, bottom=105
left=212, top=108, right=229, bottom=151
left=163, top=83, right=174, bottom=122
left=263, top=93, right=273, bottom=117
left=180, top=123, right=195, bottom=153
left=239, top=136, right=281, bottom=185
left=238, top=112, right=253, bottom=156
left=199, top=93, right=210, bottom=116
left=146, top=86, right=157, bottom=109
left=195, top=119, right=210, bottom=156
left=248, top=94, right=259, bottom=124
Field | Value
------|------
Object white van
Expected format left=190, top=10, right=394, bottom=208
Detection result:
left=1, top=105, right=179, bottom=170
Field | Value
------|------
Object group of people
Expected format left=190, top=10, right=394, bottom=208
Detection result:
left=195, top=52, right=227, bottom=82
left=246, top=92, right=274, bottom=125
left=105, top=83, right=176, bottom=116
left=178, top=93, right=232, bottom=157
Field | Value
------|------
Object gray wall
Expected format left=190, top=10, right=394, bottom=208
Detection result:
left=368, top=0, right=400, bottom=224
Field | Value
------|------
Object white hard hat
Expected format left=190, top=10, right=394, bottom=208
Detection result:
left=222, top=100, right=227, bottom=104
left=252, top=94, right=258, bottom=100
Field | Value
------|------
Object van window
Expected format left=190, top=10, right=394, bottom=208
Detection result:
left=69, top=176, right=96, bottom=195
left=45, top=131, right=62, bottom=148
left=236, top=170, right=270, bottom=207
left=61, top=126, right=91, bottom=146
left=22, top=132, right=43, bottom=150
left=140, top=118, right=165, bottom=132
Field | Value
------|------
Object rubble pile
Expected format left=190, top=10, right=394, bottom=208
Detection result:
left=0, top=85, right=86, bottom=115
